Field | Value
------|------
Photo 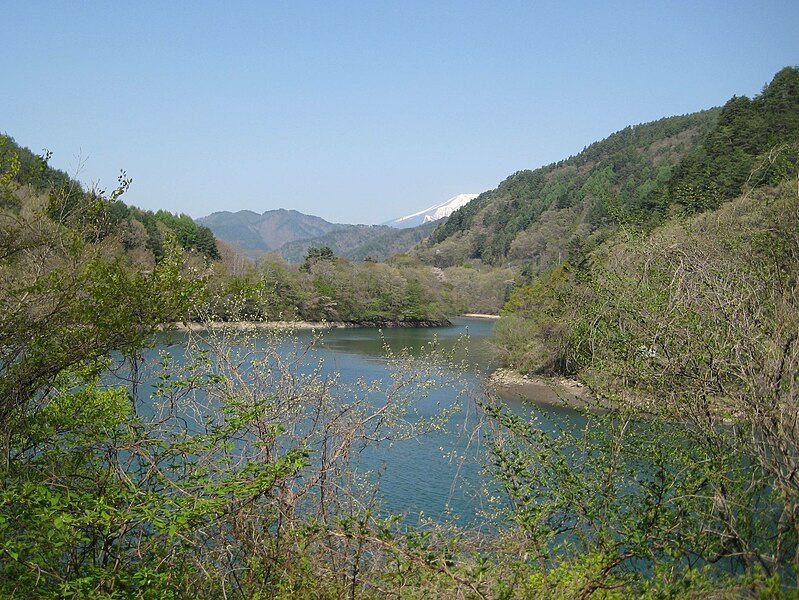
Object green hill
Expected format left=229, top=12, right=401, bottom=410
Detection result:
left=275, top=223, right=395, bottom=262
left=419, top=67, right=799, bottom=276
left=0, top=133, right=220, bottom=262
left=493, top=66, right=799, bottom=376
left=416, top=109, right=719, bottom=271
left=347, top=220, right=440, bottom=262
left=276, top=220, right=439, bottom=263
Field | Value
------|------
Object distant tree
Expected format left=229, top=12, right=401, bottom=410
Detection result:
left=301, top=246, right=334, bottom=272
left=195, top=224, right=221, bottom=259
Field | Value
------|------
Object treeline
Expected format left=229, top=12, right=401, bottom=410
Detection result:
left=207, top=245, right=513, bottom=323
left=0, top=134, right=71, bottom=196
left=663, top=66, right=799, bottom=212
left=124, top=206, right=219, bottom=261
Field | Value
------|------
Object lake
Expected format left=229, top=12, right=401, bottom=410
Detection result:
left=129, top=318, right=579, bottom=528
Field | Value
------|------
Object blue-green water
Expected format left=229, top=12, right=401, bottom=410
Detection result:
left=127, top=318, right=577, bottom=527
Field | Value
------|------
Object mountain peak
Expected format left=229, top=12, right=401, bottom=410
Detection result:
left=385, top=193, right=479, bottom=229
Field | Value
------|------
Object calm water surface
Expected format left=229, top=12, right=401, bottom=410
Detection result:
left=139, top=318, right=579, bottom=527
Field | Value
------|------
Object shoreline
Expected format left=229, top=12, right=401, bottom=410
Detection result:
left=169, top=317, right=603, bottom=412
left=171, top=320, right=339, bottom=331
left=488, top=367, right=595, bottom=410
left=169, top=318, right=452, bottom=332
left=170, top=315, right=498, bottom=332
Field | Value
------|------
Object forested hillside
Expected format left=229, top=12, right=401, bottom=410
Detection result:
left=416, top=110, right=718, bottom=270
left=664, top=66, right=799, bottom=211
left=421, top=67, right=799, bottom=278
left=1, top=133, right=220, bottom=263
left=275, top=223, right=395, bottom=262
left=348, top=219, right=440, bottom=261
left=495, top=66, right=799, bottom=375
left=276, top=220, right=439, bottom=263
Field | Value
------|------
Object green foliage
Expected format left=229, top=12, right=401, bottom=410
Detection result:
left=300, top=244, right=334, bottom=271
left=495, top=265, right=577, bottom=374
left=665, top=66, right=799, bottom=214
left=123, top=206, right=221, bottom=261
left=1, top=307, right=485, bottom=598
left=0, top=134, right=221, bottom=264
left=483, top=397, right=781, bottom=595
left=421, top=110, right=717, bottom=268
left=0, top=214, right=205, bottom=442
left=153, top=209, right=220, bottom=260
left=206, top=250, right=451, bottom=325
left=0, top=133, right=71, bottom=196
left=0, top=162, right=213, bottom=597
left=493, top=180, right=799, bottom=595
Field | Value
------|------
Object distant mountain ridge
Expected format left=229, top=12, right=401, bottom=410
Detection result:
left=198, top=208, right=348, bottom=255
left=276, top=224, right=395, bottom=263
left=384, top=193, right=479, bottom=228
left=277, top=220, right=441, bottom=263
left=198, top=206, right=439, bottom=262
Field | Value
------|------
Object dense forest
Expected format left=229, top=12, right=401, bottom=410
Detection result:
left=1, top=66, right=798, bottom=598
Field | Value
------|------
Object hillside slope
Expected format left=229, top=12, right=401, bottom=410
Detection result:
left=275, top=224, right=395, bottom=263
left=415, top=109, right=719, bottom=270
left=419, top=68, right=799, bottom=275
left=276, top=220, right=440, bottom=263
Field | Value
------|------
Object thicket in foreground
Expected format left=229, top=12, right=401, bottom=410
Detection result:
left=489, top=180, right=799, bottom=596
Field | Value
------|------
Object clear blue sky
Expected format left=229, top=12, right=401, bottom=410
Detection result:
left=4, top=1, right=798, bottom=224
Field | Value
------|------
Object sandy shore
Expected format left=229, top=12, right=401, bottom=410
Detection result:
left=488, top=368, right=596, bottom=410
left=170, top=318, right=451, bottom=332
left=171, top=320, right=347, bottom=332
left=460, top=313, right=501, bottom=320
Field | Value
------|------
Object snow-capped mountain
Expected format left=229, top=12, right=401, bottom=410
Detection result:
left=384, top=193, right=479, bottom=229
